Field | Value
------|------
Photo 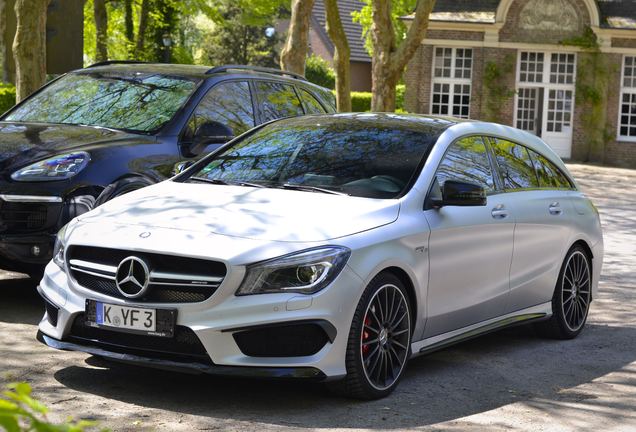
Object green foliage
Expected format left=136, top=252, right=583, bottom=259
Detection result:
left=351, top=91, right=372, bottom=112
left=0, top=382, right=103, bottom=432
left=305, top=55, right=335, bottom=89
left=0, top=83, right=16, bottom=115
left=482, top=55, right=516, bottom=123
left=396, top=84, right=405, bottom=111
left=560, top=26, right=599, bottom=51
left=201, top=2, right=282, bottom=68
left=348, top=85, right=406, bottom=112
left=352, top=0, right=417, bottom=56
left=83, top=0, right=288, bottom=66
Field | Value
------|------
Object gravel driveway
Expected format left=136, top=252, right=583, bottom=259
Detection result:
left=1, top=163, right=634, bottom=432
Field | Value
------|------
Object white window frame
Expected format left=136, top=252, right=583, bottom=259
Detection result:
left=430, top=47, right=473, bottom=119
left=513, top=51, right=577, bottom=134
left=618, top=55, right=636, bottom=143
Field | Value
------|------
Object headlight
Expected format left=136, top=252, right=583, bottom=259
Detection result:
left=11, top=152, right=90, bottom=182
left=52, top=224, right=68, bottom=269
left=236, top=246, right=351, bottom=295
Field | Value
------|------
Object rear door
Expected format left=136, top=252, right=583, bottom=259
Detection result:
left=423, top=135, right=514, bottom=337
left=488, top=137, right=574, bottom=312
left=253, top=81, right=305, bottom=123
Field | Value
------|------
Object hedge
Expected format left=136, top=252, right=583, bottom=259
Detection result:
left=0, top=82, right=16, bottom=115
left=349, top=84, right=406, bottom=112
left=305, top=54, right=335, bottom=90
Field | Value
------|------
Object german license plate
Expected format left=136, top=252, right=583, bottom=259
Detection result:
left=85, top=300, right=176, bottom=337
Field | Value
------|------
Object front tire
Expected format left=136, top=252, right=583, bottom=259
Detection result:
left=329, top=273, right=412, bottom=399
left=94, top=177, right=154, bottom=207
left=537, top=245, right=592, bottom=339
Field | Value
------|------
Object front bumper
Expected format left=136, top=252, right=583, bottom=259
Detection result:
left=0, top=195, right=65, bottom=270
left=37, top=259, right=363, bottom=379
left=36, top=331, right=326, bottom=379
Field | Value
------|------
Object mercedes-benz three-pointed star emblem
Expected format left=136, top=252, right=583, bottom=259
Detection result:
left=115, top=256, right=150, bottom=298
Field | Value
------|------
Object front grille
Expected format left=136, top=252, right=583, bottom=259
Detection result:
left=0, top=202, right=48, bottom=232
left=67, top=246, right=226, bottom=304
left=68, top=313, right=212, bottom=364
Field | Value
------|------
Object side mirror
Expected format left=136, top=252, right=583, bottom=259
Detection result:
left=186, top=121, right=234, bottom=156
left=433, top=180, right=487, bottom=207
left=172, top=160, right=194, bottom=176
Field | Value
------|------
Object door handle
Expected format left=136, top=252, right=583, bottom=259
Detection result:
left=549, top=201, right=562, bottom=215
left=491, top=204, right=508, bottom=219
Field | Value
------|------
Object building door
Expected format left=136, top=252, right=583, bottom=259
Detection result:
left=515, top=52, right=576, bottom=158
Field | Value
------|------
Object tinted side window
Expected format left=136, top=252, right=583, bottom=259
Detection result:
left=530, top=150, right=573, bottom=189
left=436, top=136, right=495, bottom=192
left=491, top=138, right=539, bottom=189
left=184, top=81, right=254, bottom=140
left=256, top=81, right=304, bottom=122
left=299, top=88, right=327, bottom=114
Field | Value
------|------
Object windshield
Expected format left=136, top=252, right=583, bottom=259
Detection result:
left=4, top=71, right=198, bottom=133
left=185, top=114, right=441, bottom=199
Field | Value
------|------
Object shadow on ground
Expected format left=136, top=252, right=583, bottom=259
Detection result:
left=50, top=323, right=636, bottom=429
left=0, top=276, right=42, bottom=325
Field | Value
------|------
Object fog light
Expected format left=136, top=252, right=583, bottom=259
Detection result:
left=31, top=245, right=41, bottom=256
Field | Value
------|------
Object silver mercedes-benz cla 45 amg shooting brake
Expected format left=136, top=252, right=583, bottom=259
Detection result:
left=37, top=113, right=603, bottom=399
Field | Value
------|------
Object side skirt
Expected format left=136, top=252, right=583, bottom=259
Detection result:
left=410, top=302, right=552, bottom=357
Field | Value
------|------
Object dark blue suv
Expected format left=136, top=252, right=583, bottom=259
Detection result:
left=0, top=62, right=336, bottom=275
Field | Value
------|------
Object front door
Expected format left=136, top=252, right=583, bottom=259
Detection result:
left=423, top=136, right=514, bottom=338
left=515, top=52, right=576, bottom=158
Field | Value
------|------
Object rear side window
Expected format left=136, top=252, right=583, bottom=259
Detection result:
left=530, top=150, right=573, bottom=189
left=255, top=81, right=304, bottom=122
left=491, top=138, right=539, bottom=189
left=183, top=81, right=254, bottom=140
left=436, top=136, right=495, bottom=192
left=299, top=88, right=326, bottom=114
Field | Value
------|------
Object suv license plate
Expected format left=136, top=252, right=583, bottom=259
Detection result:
left=85, top=300, right=176, bottom=337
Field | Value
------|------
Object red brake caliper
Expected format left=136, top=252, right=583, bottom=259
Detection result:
left=362, top=315, right=371, bottom=355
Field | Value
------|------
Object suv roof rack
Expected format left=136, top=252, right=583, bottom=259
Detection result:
left=87, top=60, right=147, bottom=68
left=206, top=64, right=307, bottom=81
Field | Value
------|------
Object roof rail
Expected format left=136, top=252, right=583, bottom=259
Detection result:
left=86, top=60, right=147, bottom=68
left=206, top=64, right=307, bottom=81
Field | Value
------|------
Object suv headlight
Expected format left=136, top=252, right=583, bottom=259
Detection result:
left=52, top=224, right=68, bottom=269
left=236, top=247, right=351, bottom=295
left=11, top=152, right=90, bottom=182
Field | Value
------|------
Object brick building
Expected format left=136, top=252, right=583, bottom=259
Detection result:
left=404, top=0, right=636, bottom=167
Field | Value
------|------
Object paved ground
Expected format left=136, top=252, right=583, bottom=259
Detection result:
left=1, top=163, right=634, bottom=432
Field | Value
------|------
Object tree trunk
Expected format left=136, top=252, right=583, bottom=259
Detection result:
left=135, top=0, right=149, bottom=57
left=370, top=0, right=435, bottom=111
left=13, top=0, right=49, bottom=102
left=124, top=0, right=135, bottom=51
left=94, top=0, right=108, bottom=62
left=324, top=0, right=351, bottom=112
left=280, top=0, right=315, bottom=75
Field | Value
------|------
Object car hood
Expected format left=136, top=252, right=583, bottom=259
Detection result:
left=0, top=121, right=144, bottom=172
left=78, top=180, right=400, bottom=242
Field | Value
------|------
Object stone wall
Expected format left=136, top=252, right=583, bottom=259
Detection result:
left=499, top=0, right=590, bottom=44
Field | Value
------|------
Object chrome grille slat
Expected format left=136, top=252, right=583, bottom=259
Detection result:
left=69, top=266, right=117, bottom=281
left=67, top=246, right=226, bottom=304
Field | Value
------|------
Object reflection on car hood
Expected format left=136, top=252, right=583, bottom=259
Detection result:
left=78, top=181, right=400, bottom=242
left=0, top=121, right=144, bottom=171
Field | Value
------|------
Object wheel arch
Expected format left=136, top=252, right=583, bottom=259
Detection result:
left=568, top=239, right=596, bottom=300
left=377, top=266, right=418, bottom=331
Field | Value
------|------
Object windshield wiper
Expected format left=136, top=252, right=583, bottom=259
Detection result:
left=188, top=177, right=265, bottom=188
left=280, top=183, right=348, bottom=196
